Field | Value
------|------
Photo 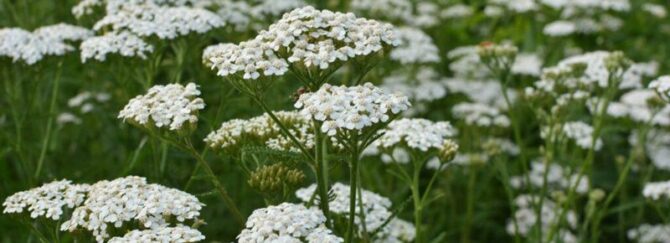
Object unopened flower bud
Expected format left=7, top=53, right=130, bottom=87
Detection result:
left=439, top=139, right=459, bottom=162
left=589, top=189, right=605, bottom=202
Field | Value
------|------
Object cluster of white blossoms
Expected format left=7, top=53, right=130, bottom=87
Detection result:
left=510, top=160, right=589, bottom=194
left=214, top=0, right=305, bottom=32
left=58, top=91, right=111, bottom=126
left=119, top=82, right=205, bottom=131
left=207, top=6, right=400, bottom=80
left=296, top=183, right=412, bottom=240
left=441, top=4, right=474, bottom=19
left=559, top=121, right=603, bottom=150
left=642, top=180, right=670, bottom=200
left=642, top=3, right=668, bottom=18
left=372, top=118, right=456, bottom=152
left=390, top=27, right=440, bottom=64
left=108, top=225, right=205, bottom=242
left=0, top=24, right=91, bottom=64
left=452, top=102, right=511, bottom=127
left=237, top=202, right=342, bottom=243
left=627, top=224, right=670, bottom=243
left=204, top=111, right=314, bottom=152
left=73, top=0, right=202, bottom=17
left=649, top=75, right=670, bottom=100
left=540, top=0, right=630, bottom=12
left=295, top=83, right=411, bottom=136
left=375, top=218, right=416, bottom=243
left=511, top=53, right=543, bottom=76
left=445, top=79, right=515, bottom=107
left=608, top=89, right=670, bottom=125
left=3, top=180, right=90, bottom=220
left=93, top=4, right=225, bottom=40
left=447, top=45, right=491, bottom=79
left=506, top=195, right=578, bottom=243
left=80, top=32, right=154, bottom=62
left=489, top=0, right=538, bottom=13
left=350, top=0, right=440, bottom=28
left=381, top=68, right=448, bottom=102
left=630, top=129, right=670, bottom=171
left=61, top=176, right=203, bottom=242
left=552, top=51, right=628, bottom=88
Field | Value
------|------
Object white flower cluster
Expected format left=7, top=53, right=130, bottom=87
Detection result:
left=643, top=3, right=667, bottom=18
left=452, top=102, right=511, bottom=127
left=381, top=68, right=447, bottom=102
left=627, top=224, right=670, bottom=243
left=373, top=118, right=456, bottom=152
left=237, top=202, right=342, bottom=243
left=296, top=183, right=407, bottom=236
left=506, top=195, right=578, bottom=243
left=207, top=6, right=400, bottom=80
left=108, top=225, right=205, bottom=242
left=608, top=89, right=670, bottom=125
left=118, top=82, right=205, bottom=130
left=553, top=51, right=626, bottom=88
left=621, top=62, right=659, bottom=89
left=375, top=218, right=416, bottom=243
left=295, top=83, right=411, bottom=136
left=543, top=20, right=577, bottom=37
left=58, top=91, right=111, bottom=126
left=483, top=137, right=520, bottom=155
left=390, top=27, right=440, bottom=64
left=93, top=4, right=225, bottom=40
left=3, top=180, right=89, bottom=220
left=540, top=0, right=630, bottom=12
left=350, top=0, right=440, bottom=27
left=512, top=53, right=543, bottom=76
left=72, top=0, right=209, bottom=17
left=650, top=75, right=670, bottom=100
left=489, top=0, right=538, bottom=13
left=204, top=111, right=314, bottom=152
left=441, top=4, right=474, bottom=19
left=61, top=176, right=203, bottom=242
left=561, top=121, right=603, bottom=150
left=444, top=78, right=515, bottom=107
left=631, top=129, right=670, bottom=171
left=214, top=0, right=305, bottom=32
left=447, top=45, right=491, bottom=79
left=0, top=24, right=92, bottom=64
left=80, top=32, right=154, bottom=62
left=642, top=180, right=670, bottom=200
left=510, top=160, right=589, bottom=194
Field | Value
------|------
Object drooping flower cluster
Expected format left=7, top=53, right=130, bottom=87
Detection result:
left=0, top=24, right=92, bottom=64
left=204, top=111, right=314, bottom=152
left=373, top=118, right=456, bottom=152
left=642, top=180, right=670, bottom=200
left=207, top=6, right=400, bottom=80
left=560, top=121, right=603, bottom=150
left=390, top=27, right=440, bottom=64
left=3, top=180, right=90, bottom=220
left=93, top=4, right=225, bottom=40
left=627, top=224, right=670, bottom=243
left=295, top=83, right=411, bottom=136
left=80, top=32, right=155, bottom=62
left=61, top=176, right=203, bottom=242
left=118, top=82, right=205, bottom=131
left=506, top=195, right=578, bottom=243
left=295, top=183, right=413, bottom=239
left=108, top=226, right=205, bottom=242
left=510, top=160, right=589, bottom=194
left=452, top=102, right=511, bottom=127
left=236, top=203, right=342, bottom=243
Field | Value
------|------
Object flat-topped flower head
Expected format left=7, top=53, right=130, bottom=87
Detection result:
left=80, top=32, right=154, bottom=62
left=560, top=121, right=603, bottom=150
left=607, top=89, right=670, bottom=124
left=61, top=176, right=203, bottom=242
left=507, top=195, right=578, bottom=242
left=373, top=118, right=457, bottom=152
left=452, top=102, right=510, bottom=127
left=207, top=6, right=400, bottom=81
left=108, top=226, right=205, bottom=242
left=0, top=28, right=75, bottom=65
left=381, top=68, right=447, bottom=102
left=118, top=82, right=205, bottom=131
left=237, top=202, right=342, bottom=243
left=214, top=0, right=305, bottom=32
left=650, top=76, right=670, bottom=101
left=33, top=23, right=93, bottom=42
left=294, top=83, right=411, bottom=136
left=296, top=183, right=393, bottom=233
left=642, top=180, right=670, bottom=200
left=204, top=111, right=314, bottom=152
left=552, top=51, right=631, bottom=88
left=72, top=0, right=210, bottom=17
left=3, top=180, right=90, bottom=220
left=390, top=27, right=440, bottom=64
left=628, top=224, right=670, bottom=243
left=93, top=4, right=224, bottom=40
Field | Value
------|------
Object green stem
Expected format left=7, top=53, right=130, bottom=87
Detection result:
left=461, top=166, right=478, bottom=243
left=412, top=160, right=424, bottom=243
left=314, top=120, right=333, bottom=227
left=346, top=141, right=360, bottom=243
left=34, top=61, right=63, bottom=180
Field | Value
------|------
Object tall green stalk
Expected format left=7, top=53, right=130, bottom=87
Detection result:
left=34, top=61, right=63, bottom=180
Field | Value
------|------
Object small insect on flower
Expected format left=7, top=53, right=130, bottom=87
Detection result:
left=118, top=82, right=205, bottom=131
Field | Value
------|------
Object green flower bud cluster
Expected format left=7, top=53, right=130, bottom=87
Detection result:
left=248, top=163, right=305, bottom=195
